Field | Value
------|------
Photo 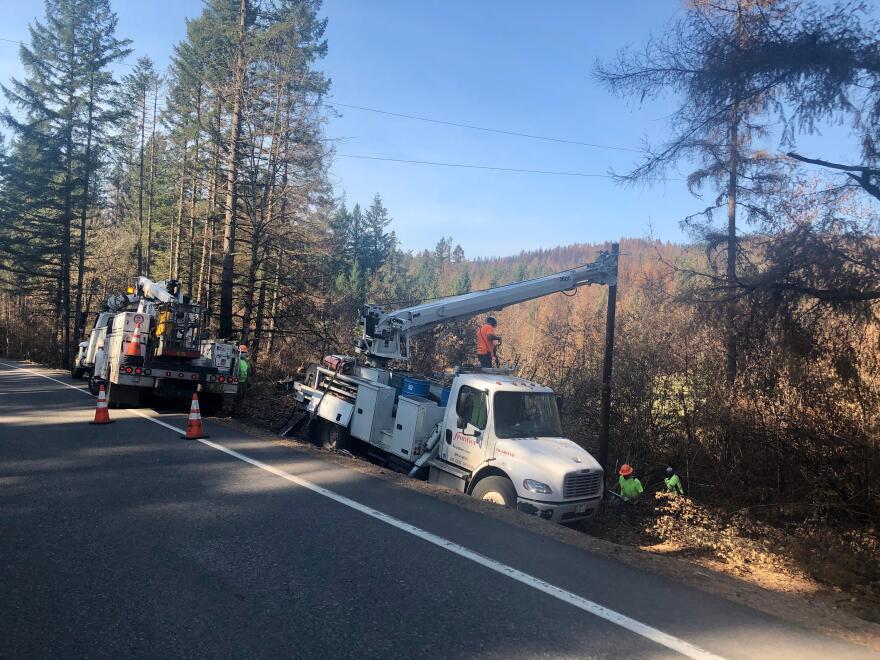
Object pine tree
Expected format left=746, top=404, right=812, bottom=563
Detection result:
left=363, top=193, right=392, bottom=273
left=1, top=0, right=129, bottom=364
left=121, top=57, right=159, bottom=277
left=595, top=0, right=789, bottom=384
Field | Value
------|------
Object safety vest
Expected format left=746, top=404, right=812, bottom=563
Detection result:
left=665, top=474, right=683, bottom=494
left=619, top=475, right=643, bottom=500
left=238, top=358, right=249, bottom=384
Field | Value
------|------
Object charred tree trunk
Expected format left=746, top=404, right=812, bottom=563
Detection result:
left=187, top=82, right=203, bottom=297
left=198, top=97, right=222, bottom=304
left=74, top=83, right=96, bottom=343
left=219, top=0, right=249, bottom=339
left=266, top=249, right=282, bottom=355
left=146, top=81, right=158, bottom=277
left=136, top=83, right=146, bottom=275
left=172, top=140, right=189, bottom=281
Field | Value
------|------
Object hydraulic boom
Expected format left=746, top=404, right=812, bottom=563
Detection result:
left=360, top=250, right=618, bottom=361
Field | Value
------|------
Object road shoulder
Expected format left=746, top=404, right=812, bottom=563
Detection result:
left=219, top=414, right=880, bottom=653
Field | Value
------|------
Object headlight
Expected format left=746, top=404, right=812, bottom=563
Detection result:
left=523, top=479, right=552, bottom=494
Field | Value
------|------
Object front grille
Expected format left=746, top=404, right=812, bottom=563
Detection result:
left=563, top=470, right=602, bottom=499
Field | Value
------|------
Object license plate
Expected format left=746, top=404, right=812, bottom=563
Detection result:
left=575, top=504, right=587, bottom=514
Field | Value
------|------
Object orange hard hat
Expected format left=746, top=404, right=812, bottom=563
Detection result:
left=619, top=463, right=633, bottom=477
left=239, top=344, right=248, bottom=352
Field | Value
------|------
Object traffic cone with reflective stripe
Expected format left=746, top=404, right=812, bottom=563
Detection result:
left=181, top=392, right=209, bottom=439
left=125, top=322, right=143, bottom=357
left=89, top=385, right=114, bottom=425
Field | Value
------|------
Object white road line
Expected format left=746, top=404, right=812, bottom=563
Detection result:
left=0, top=361, right=725, bottom=660
left=0, top=363, right=90, bottom=393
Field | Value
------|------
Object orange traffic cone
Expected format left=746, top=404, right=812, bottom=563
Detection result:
left=89, top=384, right=114, bottom=425
left=181, top=392, right=209, bottom=439
left=125, top=322, right=142, bottom=357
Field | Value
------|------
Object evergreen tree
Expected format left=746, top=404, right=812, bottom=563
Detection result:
left=121, top=57, right=161, bottom=276
left=595, top=0, right=790, bottom=383
left=1, top=0, right=129, bottom=363
left=363, top=193, right=392, bottom=273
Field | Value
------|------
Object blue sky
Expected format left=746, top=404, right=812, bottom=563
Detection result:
left=0, top=1, right=868, bottom=257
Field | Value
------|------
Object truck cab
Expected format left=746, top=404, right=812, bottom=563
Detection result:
left=430, top=373, right=604, bottom=523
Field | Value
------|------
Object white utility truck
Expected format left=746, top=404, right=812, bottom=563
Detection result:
left=293, top=250, right=617, bottom=523
left=78, top=277, right=240, bottom=412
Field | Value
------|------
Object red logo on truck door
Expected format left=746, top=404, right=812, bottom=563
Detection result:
left=453, top=431, right=478, bottom=446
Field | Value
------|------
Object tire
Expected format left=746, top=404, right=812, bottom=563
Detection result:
left=106, top=381, right=140, bottom=408
left=71, top=367, right=85, bottom=379
left=199, top=393, right=223, bottom=416
left=105, top=380, right=118, bottom=408
left=315, top=419, right=350, bottom=451
left=471, top=476, right=518, bottom=508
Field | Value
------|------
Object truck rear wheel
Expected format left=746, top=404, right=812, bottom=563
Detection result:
left=71, top=365, right=85, bottom=379
left=199, top=393, right=223, bottom=416
left=314, top=419, right=350, bottom=452
left=106, top=382, right=141, bottom=408
left=88, top=375, right=102, bottom=396
left=471, top=476, right=517, bottom=508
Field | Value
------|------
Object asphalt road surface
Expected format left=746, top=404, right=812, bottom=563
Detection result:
left=1, top=360, right=875, bottom=659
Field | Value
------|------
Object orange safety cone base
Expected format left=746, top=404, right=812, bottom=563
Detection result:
left=90, top=385, right=114, bottom=424
left=181, top=393, right=209, bottom=439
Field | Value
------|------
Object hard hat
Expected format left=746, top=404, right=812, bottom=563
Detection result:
left=486, top=315, right=497, bottom=326
left=619, top=464, right=633, bottom=477
left=666, top=466, right=674, bottom=475
left=239, top=344, right=249, bottom=352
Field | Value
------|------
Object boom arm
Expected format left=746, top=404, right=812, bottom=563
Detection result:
left=360, top=251, right=618, bottom=361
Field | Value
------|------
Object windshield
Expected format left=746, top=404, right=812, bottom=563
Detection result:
left=493, top=392, right=562, bottom=439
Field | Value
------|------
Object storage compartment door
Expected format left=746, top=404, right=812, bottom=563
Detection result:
left=311, top=395, right=354, bottom=427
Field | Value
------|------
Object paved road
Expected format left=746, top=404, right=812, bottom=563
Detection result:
left=0, top=361, right=875, bottom=659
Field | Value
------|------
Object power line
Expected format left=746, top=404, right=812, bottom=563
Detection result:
left=3, top=35, right=644, bottom=156
left=335, top=153, right=684, bottom=180
left=328, top=101, right=643, bottom=153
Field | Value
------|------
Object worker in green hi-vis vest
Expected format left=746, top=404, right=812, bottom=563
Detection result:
left=617, top=464, right=643, bottom=502
left=237, top=344, right=250, bottom=384
left=665, top=466, right=684, bottom=495
left=234, top=344, right=250, bottom=416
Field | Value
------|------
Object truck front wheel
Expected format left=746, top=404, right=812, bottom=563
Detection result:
left=314, top=419, right=350, bottom=452
left=471, top=476, right=517, bottom=508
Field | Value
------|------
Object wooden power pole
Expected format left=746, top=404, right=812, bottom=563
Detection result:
left=598, top=242, right=619, bottom=474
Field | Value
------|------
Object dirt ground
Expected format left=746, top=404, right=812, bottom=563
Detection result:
left=232, top=385, right=880, bottom=652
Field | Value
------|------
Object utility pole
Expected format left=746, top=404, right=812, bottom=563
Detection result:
left=598, top=242, right=619, bottom=475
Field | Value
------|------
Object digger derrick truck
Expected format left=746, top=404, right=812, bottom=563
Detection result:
left=81, top=277, right=240, bottom=412
left=292, top=249, right=618, bottom=524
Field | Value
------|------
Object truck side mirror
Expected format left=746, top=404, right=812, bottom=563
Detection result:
left=555, top=394, right=564, bottom=414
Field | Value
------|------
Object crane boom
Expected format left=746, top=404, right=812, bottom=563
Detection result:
left=360, top=250, right=618, bottom=361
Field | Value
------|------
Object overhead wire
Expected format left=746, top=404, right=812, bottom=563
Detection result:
left=1, top=34, right=670, bottom=180
left=334, top=153, right=680, bottom=180
left=326, top=101, right=643, bottom=153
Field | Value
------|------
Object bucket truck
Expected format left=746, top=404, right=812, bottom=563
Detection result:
left=78, top=277, right=240, bottom=412
left=292, top=249, right=618, bottom=524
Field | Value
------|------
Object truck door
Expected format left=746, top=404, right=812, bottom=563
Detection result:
left=440, top=385, right=488, bottom=471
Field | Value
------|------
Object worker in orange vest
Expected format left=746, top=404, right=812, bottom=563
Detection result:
left=476, top=315, right=502, bottom=368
